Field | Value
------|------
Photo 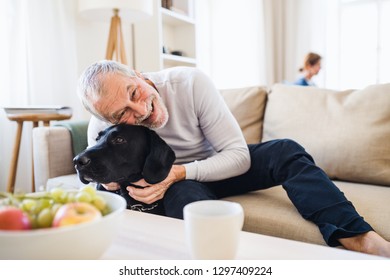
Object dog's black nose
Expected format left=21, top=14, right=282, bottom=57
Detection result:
left=73, top=155, right=91, bottom=167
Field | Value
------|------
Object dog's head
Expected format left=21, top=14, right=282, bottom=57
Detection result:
left=73, top=124, right=176, bottom=186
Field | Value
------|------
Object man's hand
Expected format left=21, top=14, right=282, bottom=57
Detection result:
left=101, top=182, right=120, bottom=191
left=127, top=165, right=186, bottom=204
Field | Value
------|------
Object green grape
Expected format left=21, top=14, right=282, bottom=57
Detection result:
left=21, top=199, right=37, bottom=212
left=92, top=195, right=107, bottom=212
left=28, top=213, right=39, bottom=229
left=51, top=203, right=63, bottom=217
left=75, top=191, right=92, bottom=203
left=59, top=192, right=69, bottom=203
left=101, top=206, right=111, bottom=216
left=37, top=208, right=53, bottom=228
left=81, top=185, right=97, bottom=197
left=29, top=198, right=50, bottom=215
left=66, top=192, right=76, bottom=203
left=39, top=198, right=51, bottom=209
left=50, top=188, right=65, bottom=202
left=31, top=204, right=42, bottom=215
left=22, top=191, right=49, bottom=200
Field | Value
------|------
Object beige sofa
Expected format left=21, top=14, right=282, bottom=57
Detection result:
left=33, top=83, right=390, bottom=247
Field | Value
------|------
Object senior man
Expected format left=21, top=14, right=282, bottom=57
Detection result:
left=78, top=60, right=390, bottom=257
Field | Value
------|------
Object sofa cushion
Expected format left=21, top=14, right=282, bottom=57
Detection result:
left=262, top=83, right=390, bottom=186
left=224, top=181, right=390, bottom=245
left=33, top=127, right=76, bottom=190
left=220, top=86, right=268, bottom=144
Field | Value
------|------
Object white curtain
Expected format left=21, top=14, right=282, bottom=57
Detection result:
left=195, top=0, right=267, bottom=89
left=262, top=0, right=331, bottom=87
left=0, top=0, right=79, bottom=192
left=262, top=0, right=289, bottom=85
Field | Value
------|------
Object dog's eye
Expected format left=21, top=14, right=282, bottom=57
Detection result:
left=113, top=136, right=126, bottom=144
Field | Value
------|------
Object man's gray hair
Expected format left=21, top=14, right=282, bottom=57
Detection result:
left=77, top=60, right=137, bottom=120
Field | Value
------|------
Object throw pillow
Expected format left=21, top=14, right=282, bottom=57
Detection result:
left=263, top=83, right=390, bottom=186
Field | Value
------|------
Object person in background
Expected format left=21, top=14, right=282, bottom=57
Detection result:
left=293, top=52, right=322, bottom=86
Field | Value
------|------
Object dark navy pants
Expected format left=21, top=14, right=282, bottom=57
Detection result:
left=163, top=139, right=373, bottom=247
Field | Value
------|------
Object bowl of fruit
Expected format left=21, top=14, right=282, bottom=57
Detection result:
left=0, top=186, right=126, bottom=259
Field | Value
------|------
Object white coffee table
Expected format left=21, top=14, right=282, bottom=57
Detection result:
left=101, top=210, right=384, bottom=260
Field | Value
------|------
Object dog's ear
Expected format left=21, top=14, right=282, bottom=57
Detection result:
left=142, top=130, right=176, bottom=184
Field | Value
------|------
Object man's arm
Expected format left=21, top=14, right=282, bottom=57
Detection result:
left=182, top=69, right=251, bottom=182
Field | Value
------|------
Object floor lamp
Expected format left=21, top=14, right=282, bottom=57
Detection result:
left=78, top=0, right=153, bottom=65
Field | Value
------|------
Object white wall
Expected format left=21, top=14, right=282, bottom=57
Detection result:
left=75, top=14, right=134, bottom=78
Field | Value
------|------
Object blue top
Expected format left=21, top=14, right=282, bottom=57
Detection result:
left=293, top=77, right=310, bottom=86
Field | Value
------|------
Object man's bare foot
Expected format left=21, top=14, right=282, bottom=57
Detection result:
left=339, top=231, right=390, bottom=258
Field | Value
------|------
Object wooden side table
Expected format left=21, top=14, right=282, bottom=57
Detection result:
left=5, top=113, right=72, bottom=193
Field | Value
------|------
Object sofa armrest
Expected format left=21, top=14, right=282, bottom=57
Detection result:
left=33, top=127, right=76, bottom=190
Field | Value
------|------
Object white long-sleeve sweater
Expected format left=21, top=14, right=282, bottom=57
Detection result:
left=87, top=67, right=250, bottom=182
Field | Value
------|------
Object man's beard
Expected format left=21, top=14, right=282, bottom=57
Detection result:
left=137, top=95, right=169, bottom=130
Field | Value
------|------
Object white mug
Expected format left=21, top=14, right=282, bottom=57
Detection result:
left=183, top=200, right=244, bottom=260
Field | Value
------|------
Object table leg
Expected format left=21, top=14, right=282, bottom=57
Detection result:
left=31, top=121, right=39, bottom=192
left=6, top=121, right=23, bottom=193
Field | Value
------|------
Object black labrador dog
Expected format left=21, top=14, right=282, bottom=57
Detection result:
left=73, top=124, right=176, bottom=215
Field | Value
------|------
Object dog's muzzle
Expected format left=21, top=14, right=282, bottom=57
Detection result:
left=73, top=154, right=94, bottom=183
left=73, top=153, right=93, bottom=169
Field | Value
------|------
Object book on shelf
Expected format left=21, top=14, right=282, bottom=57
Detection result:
left=161, top=0, right=168, bottom=9
left=162, top=0, right=174, bottom=10
left=3, top=106, right=73, bottom=115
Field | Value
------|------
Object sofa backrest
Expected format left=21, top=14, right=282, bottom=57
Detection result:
left=220, top=86, right=268, bottom=144
left=262, top=83, right=390, bottom=187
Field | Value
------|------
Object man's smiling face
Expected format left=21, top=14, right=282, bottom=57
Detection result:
left=94, top=73, right=168, bottom=129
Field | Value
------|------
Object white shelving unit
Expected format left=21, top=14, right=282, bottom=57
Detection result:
left=133, top=0, right=197, bottom=72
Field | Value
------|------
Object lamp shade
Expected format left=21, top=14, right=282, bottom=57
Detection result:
left=78, top=0, right=153, bottom=23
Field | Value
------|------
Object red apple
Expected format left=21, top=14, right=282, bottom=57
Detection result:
left=52, top=202, right=102, bottom=227
left=0, top=207, right=31, bottom=230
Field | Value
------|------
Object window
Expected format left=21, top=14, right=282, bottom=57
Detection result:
left=379, top=0, right=390, bottom=83
left=338, top=0, right=390, bottom=89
